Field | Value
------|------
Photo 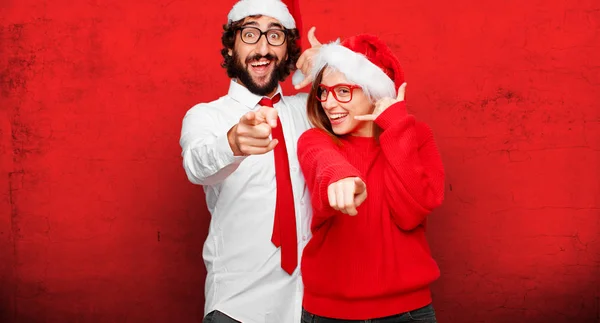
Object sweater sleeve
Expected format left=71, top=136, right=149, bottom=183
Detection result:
left=297, top=129, right=363, bottom=228
left=375, top=101, right=445, bottom=231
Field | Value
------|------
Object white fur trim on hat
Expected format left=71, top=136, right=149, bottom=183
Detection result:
left=310, top=41, right=396, bottom=101
left=228, top=0, right=296, bottom=29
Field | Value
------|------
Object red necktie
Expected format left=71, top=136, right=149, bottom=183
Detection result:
left=258, top=94, right=298, bottom=275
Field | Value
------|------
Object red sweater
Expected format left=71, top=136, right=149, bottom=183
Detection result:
left=297, top=101, right=445, bottom=320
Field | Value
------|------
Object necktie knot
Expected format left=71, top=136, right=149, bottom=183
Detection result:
left=259, top=93, right=281, bottom=108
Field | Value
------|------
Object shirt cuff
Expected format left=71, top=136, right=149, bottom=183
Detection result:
left=375, top=101, right=408, bottom=130
left=215, top=131, right=247, bottom=166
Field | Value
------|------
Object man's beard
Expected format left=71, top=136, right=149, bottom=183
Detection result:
left=229, top=52, right=286, bottom=96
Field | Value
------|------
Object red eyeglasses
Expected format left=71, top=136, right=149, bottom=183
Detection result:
left=316, top=84, right=362, bottom=103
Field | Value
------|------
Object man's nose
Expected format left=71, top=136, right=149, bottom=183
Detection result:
left=254, top=35, right=270, bottom=56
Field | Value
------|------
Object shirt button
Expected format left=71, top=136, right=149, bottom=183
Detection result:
left=291, top=166, right=298, bottom=172
left=300, top=200, right=305, bottom=206
left=302, top=236, right=307, bottom=241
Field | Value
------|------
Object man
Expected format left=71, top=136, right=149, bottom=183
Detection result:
left=179, top=0, right=321, bottom=322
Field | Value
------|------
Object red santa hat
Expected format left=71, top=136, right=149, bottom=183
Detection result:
left=310, top=34, right=405, bottom=101
left=227, top=0, right=302, bottom=36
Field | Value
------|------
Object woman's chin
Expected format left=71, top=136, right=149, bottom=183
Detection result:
left=331, top=126, right=349, bottom=136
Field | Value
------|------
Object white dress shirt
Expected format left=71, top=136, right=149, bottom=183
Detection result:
left=179, top=80, right=313, bottom=323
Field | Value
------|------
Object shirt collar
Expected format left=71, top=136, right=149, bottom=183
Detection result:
left=228, top=79, right=284, bottom=110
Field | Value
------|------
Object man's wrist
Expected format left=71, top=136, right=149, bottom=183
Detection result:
left=227, top=125, right=243, bottom=156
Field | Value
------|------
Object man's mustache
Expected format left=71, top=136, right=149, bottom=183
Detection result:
left=246, top=54, right=276, bottom=63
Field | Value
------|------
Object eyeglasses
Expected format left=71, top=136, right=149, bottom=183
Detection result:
left=237, top=27, right=287, bottom=46
left=316, top=84, right=362, bottom=103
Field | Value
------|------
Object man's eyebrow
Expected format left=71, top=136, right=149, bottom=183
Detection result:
left=242, top=21, right=259, bottom=27
left=268, top=22, right=284, bottom=29
left=242, top=21, right=284, bottom=29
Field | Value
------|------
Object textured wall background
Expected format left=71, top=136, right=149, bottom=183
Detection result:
left=1, top=0, right=599, bottom=322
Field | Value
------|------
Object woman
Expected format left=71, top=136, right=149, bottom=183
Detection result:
left=297, top=34, right=445, bottom=323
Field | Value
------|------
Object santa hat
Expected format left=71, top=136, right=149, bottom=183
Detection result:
left=227, top=0, right=302, bottom=37
left=309, top=34, right=405, bottom=101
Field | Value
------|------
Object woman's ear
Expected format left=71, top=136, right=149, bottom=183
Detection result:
left=369, top=104, right=377, bottom=114
left=368, top=96, right=376, bottom=108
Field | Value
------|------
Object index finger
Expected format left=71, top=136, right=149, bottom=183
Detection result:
left=354, top=114, right=376, bottom=121
left=354, top=177, right=366, bottom=193
left=344, top=182, right=357, bottom=216
left=307, top=27, right=321, bottom=48
left=240, top=111, right=259, bottom=125
left=258, top=106, right=278, bottom=128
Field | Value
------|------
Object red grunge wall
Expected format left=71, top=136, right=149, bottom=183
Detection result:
left=1, top=0, right=598, bottom=322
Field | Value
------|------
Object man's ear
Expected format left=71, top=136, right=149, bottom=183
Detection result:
left=228, top=48, right=233, bottom=56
